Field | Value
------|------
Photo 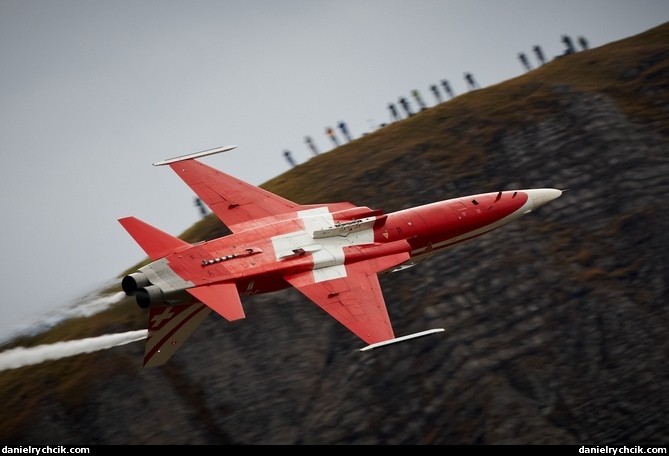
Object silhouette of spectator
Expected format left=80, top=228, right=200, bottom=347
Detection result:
left=194, top=197, right=207, bottom=218
left=562, top=35, right=576, bottom=55
left=388, top=103, right=401, bottom=121
left=398, top=96, right=413, bottom=117
left=412, top=89, right=427, bottom=111
left=518, top=52, right=532, bottom=72
left=430, top=84, right=443, bottom=104
left=441, top=79, right=455, bottom=99
left=305, top=136, right=319, bottom=156
left=283, top=150, right=297, bottom=168
left=464, top=72, right=480, bottom=91
left=533, top=45, right=546, bottom=66
left=578, top=35, right=589, bottom=50
left=338, top=121, right=352, bottom=142
left=325, top=127, right=339, bottom=147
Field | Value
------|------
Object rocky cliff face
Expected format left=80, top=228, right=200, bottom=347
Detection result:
left=3, top=25, right=669, bottom=445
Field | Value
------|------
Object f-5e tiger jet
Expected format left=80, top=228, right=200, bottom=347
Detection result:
left=119, top=145, right=562, bottom=367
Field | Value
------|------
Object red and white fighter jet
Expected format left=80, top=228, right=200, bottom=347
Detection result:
left=119, top=145, right=562, bottom=367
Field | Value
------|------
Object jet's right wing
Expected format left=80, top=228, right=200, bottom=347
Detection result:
left=154, top=146, right=355, bottom=233
left=164, top=158, right=300, bottom=232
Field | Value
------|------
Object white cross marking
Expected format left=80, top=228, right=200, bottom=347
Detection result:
left=271, top=207, right=375, bottom=283
left=150, top=307, right=175, bottom=328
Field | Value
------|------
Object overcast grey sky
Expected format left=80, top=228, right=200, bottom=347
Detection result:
left=1, top=0, right=667, bottom=342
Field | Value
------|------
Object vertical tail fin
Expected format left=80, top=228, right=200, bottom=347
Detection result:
left=119, top=216, right=191, bottom=261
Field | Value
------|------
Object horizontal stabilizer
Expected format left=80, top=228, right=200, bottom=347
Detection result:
left=359, top=328, right=445, bottom=352
left=144, top=303, right=211, bottom=367
left=187, top=282, right=245, bottom=321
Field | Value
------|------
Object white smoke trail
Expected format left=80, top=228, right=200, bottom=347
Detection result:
left=68, top=290, right=127, bottom=318
left=0, top=289, right=127, bottom=345
left=0, top=329, right=148, bottom=372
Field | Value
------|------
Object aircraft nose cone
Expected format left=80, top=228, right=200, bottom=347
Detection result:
left=524, top=188, right=563, bottom=210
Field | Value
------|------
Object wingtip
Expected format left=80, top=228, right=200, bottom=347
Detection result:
left=153, top=145, right=238, bottom=166
left=359, top=328, right=445, bottom=352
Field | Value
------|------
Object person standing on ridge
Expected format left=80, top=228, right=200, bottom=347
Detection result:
left=533, top=45, right=546, bottom=66
left=464, top=72, right=480, bottom=90
left=412, top=89, right=427, bottom=111
left=578, top=35, right=589, bottom=50
left=562, top=35, right=576, bottom=54
left=399, top=96, right=413, bottom=117
left=305, top=136, right=319, bottom=156
left=388, top=103, right=401, bottom=121
left=338, top=121, right=352, bottom=142
left=518, top=52, right=532, bottom=72
left=326, top=127, right=339, bottom=147
left=430, top=84, right=443, bottom=104
left=441, top=79, right=455, bottom=99
left=194, top=197, right=207, bottom=218
left=283, top=150, right=297, bottom=167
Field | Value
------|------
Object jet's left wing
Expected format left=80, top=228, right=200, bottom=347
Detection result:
left=284, top=251, right=411, bottom=346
